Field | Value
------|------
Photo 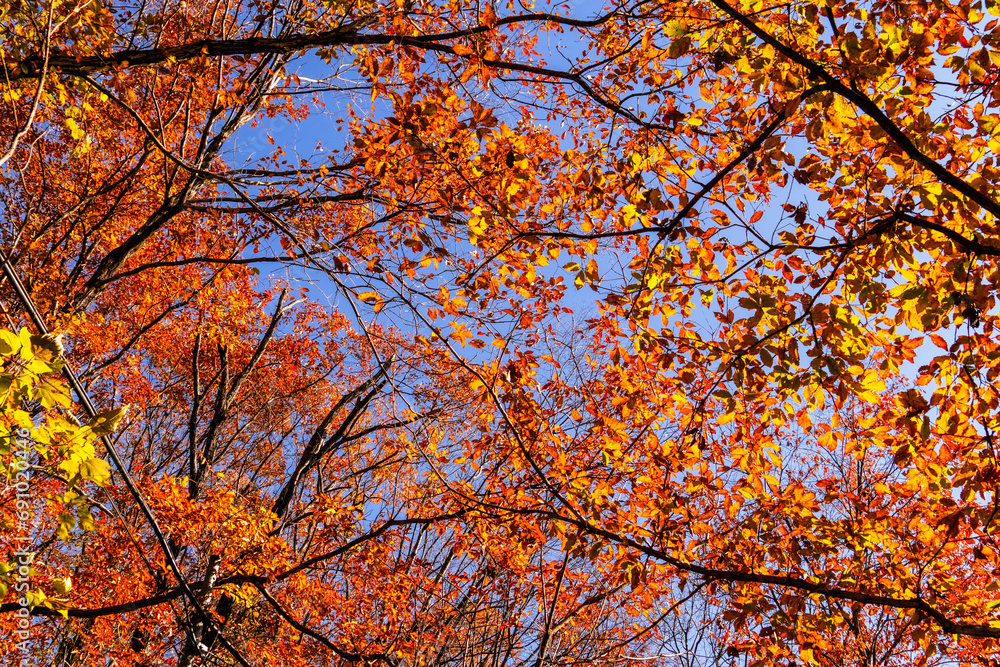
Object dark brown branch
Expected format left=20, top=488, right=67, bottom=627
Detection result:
left=554, top=513, right=1000, bottom=640
left=68, top=194, right=190, bottom=314
left=227, top=289, right=287, bottom=400
left=710, top=0, right=1000, bottom=222
left=189, top=332, right=202, bottom=484
left=186, top=190, right=369, bottom=214
left=898, top=212, right=1000, bottom=256
left=190, top=345, right=229, bottom=499
left=0, top=589, right=183, bottom=619
left=314, top=372, right=390, bottom=459
left=83, top=299, right=190, bottom=378
left=527, top=87, right=829, bottom=243
left=2, top=13, right=618, bottom=82
left=255, top=512, right=469, bottom=584
left=103, top=254, right=290, bottom=284
left=795, top=211, right=1000, bottom=257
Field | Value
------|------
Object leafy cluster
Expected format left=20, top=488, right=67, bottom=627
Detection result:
left=2, top=0, right=1000, bottom=666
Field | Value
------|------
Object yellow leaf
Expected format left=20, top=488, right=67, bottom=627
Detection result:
left=861, top=369, right=885, bottom=393
left=52, top=577, right=72, bottom=595
left=859, top=390, right=881, bottom=404
left=89, top=406, right=129, bottom=436
left=0, top=330, right=19, bottom=356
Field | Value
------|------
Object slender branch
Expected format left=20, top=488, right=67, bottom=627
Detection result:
left=0, top=1, right=54, bottom=168
left=271, top=359, right=392, bottom=521
left=227, top=289, right=287, bottom=400
left=255, top=584, right=398, bottom=666
left=555, top=512, right=1000, bottom=640
left=189, top=332, right=202, bottom=484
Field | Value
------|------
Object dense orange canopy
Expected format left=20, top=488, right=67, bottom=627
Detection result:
left=1, top=0, right=1000, bottom=666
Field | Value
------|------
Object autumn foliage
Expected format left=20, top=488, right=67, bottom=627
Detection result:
left=2, top=0, right=1000, bottom=665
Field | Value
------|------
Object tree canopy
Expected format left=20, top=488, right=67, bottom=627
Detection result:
left=1, top=0, right=1000, bottom=665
